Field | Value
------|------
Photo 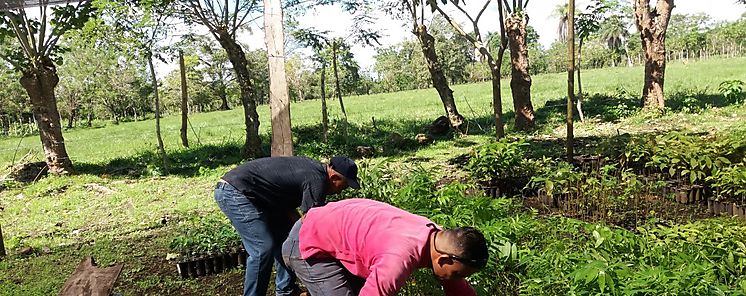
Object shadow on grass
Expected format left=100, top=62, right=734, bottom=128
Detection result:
left=533, top=88, right=741, bottom=128
left=74, top=89, right=739, bottom=178
left=75, top=117, right=462, bottom=177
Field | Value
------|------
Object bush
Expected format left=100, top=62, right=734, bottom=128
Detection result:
left=466, top=139, right=529, bottom=182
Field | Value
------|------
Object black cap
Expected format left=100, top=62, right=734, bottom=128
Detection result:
left=330, top=156, right=360, bottom=189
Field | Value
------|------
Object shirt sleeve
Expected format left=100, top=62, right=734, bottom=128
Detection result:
left=300, top=178, right=326, bottom=213
left=359, top=254, right=415, bottom=296
left=441, top=278, right=476, bottom=296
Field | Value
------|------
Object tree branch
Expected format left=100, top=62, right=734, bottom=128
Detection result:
left=503, top=0, right=513, bottom=14
left=433, top=4, right=480, bottom=48
left=43, top=0, right=87, bottom=56
left=223, top=0, right=229, bottom=27
left=5, top=11, right=35, bottom=61
left=475, top=0, right=491, bottom=24
left=38, top=0, right=47, bottom=53
left=19, top=9, right=39, bottom=58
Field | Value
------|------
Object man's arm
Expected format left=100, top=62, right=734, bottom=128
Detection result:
left=358, top=254, right=415, bottom=296
left=300, top=178, right=326, bottom=213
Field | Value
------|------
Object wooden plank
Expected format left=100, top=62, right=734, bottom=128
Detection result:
left=58, top=257, right=123, bottom=296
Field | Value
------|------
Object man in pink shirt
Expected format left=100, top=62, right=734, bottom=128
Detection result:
left=281, top=198, right=488, bottom=296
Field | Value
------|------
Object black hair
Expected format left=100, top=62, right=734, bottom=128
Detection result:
left=442, top=227, right=489, bottom=269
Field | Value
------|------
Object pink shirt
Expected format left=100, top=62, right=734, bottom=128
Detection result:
left=299, top=199, right=476, bottom=296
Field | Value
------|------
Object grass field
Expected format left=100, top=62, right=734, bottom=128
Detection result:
left=0, top=58, right=745, bottom=295
left=2, top=58, right=745, bottom=168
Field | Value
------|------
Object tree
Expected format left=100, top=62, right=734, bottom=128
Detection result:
left=429, top=0, right=507, bottom=137
left=179, top=50, right=189, bottom=148
left=179, top=0, right=264, bottom=158
left=99, top=0, right=174, bottom=171
left=632, top=0, right=674, bottom=110
left=553, top=3, right=570, bottom=42
left=265, top=0, right=293, bottom=156
left=190, top=35, right=235, bottom=110
left=292, top=28, right=331, bottom=142
left=503, top=0, right=537, bottom=130
left=567, top=0, right=576, bottom=160
left=398, top=0, right=466, bottom=131
left=0, top=1, right=94, bottom=174
left=574, top=4, right=604, bottom=122
left=292, top=14, right=379, bottom=131
left=599, top=15, right=632, bottom=66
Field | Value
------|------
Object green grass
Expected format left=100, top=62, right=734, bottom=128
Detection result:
left=2, top=58, right=744, bottom=168
left=0, top=57, right=745, bottom=295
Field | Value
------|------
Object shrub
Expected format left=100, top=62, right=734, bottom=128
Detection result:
left=466, top=139, right=529, bottom=182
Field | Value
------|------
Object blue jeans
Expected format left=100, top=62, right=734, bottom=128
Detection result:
left=215, top=181, right=296, bottom=296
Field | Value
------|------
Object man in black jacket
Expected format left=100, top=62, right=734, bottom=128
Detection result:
left=215, top=156, right=359, bottom=296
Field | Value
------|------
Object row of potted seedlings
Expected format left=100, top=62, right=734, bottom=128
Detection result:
left=169, top=215, right=246, bottom=278
left=176, top=248, right=248, bottom=278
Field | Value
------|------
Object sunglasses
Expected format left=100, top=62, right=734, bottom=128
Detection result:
left=432, top=230, right=488, bottom=269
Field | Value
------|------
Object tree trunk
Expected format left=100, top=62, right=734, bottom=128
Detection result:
left=215, top=30, right=262, bottom=159
left=506, top=14, right=536, bottom=130
left=264, top=0, right=294, bottom=156
left=577, top=39, right=585, bottom=122
left=320, top=62, right=329, bottom=143
left=179, top=51, right=189, bottom=148
left=414, top=24, right=465, bottom=131
left=67, top=106, right=76, bottom=129
left=488, top=60, right=504, bottom=139
left=147, top=55, right=168, bottom=171
left=633, top=0, right=673, bottom=111
left=625, top=43, right=634, bottom=67
left=19, top=59, right=73, bottom=175
left=1, top=114, right=8, bottom=136
left=567, top=0, right=576, bottom=161
left=0, top=223, right=5, bottom=257
left=331, top=44, right=348, bottom=121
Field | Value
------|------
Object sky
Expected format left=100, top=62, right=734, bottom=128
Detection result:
left=237, top=0, right=745, bottom=72
left=149, top=1, right=745, bottom=77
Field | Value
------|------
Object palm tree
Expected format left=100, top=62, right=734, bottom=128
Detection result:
left=553, top=4, right=570, bottom=42
left=599, top=15, right=633, bottom=66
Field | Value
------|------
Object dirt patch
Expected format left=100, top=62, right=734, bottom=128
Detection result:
left=8, top=162, right=48, bottom=183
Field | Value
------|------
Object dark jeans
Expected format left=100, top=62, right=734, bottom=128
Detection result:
left=215, top=181, right=296, bottom=296
left=282, top=220, right=365, bottom=296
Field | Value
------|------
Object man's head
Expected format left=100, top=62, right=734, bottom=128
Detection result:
left=429, top=227, right=489, bottom=281
left=325, top=156, right=360, bottom=194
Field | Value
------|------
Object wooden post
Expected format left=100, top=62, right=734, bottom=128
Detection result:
left=264, top=0, right=294, bottom=156
left=179, top=50, right=189, bottom=148
left=566, top=0, right=575, bottom=161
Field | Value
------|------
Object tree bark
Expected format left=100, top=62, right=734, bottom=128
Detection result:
left=179, top=51, right=189, bottom=148
left=147, top=55, right=168, bottom=171
left=19, top=58, right=73, bottom=175
left=320, top=62, right=329, bottom=143
left=567, top=0, right=576, bottom=161
left=506, top=14, right=536, bottom=130
left=577, top=39, right=585, bottom=122
left=414, top=24, right=465, bottom=131
left=633, top=0, right=673, bottom=111
left=215, top=30, right=262, bottom=159
left=264, top=0, right=294, bottom=156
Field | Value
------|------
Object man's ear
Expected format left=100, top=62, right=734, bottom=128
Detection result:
left=436, top=255, right=454, bottom=267
left=329, top=173, right=343, bottom=182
